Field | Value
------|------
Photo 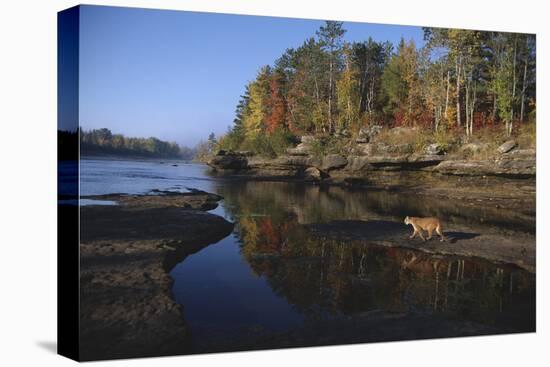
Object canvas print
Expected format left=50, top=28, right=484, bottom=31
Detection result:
left=58, top=4, right=536, bottom=361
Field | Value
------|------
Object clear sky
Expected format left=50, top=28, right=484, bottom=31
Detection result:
left=78, top=5, right=425, bottom=147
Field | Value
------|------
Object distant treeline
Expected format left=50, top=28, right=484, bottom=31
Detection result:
left=79, top=128, right=195, bottom=160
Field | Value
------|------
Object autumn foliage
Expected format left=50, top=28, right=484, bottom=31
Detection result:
left=216, top=21, right=536, bottom=155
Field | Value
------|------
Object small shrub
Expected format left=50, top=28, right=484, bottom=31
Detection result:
left=308, top=138, right=327, bottom=158
left=269, top=127, right=296, bottom=155
left=411, top=132, right=430, bottom=153
left=240, top=127, right=295, bottom=158
left=431, top=127, right=460, bottom=152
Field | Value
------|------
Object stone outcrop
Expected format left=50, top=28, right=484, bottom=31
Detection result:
left=321, top=154, right=348, bottom=171
left=286, top=135, right=321, bottom=156
left=207, top=137, right=535, bottom=182
left=84, top=190, right=224, bottom=211
left=286, top=144, right=311, bottom=156
left=207, top=151, right=249, bottom=170
left=345, top=156, right=371, bottom=172
left=434, top=160, right=496, bottom=176
left=496, top=149, right=536, bottom=176
left=214, top=148, right=535, bottom=180
left=434, top=151, right=535, bottom=177
left=304, top=167, right=328, bottom=181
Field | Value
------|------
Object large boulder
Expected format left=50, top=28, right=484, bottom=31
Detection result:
left=304, top=167, right=328, bottom=181
left=207, top=151, right=248, bottom=170
left=306, top=156, right=322, bottom=168
left=503, top=148, right=535, bottom=158
left=321, top=154, right=348, bottom=171
left=497, top=140, right=518, bottom=154
left=496, top=149, right=535, bottom=175
left=274, top=155, right=310, bottom=167
left=496, top=157, right=535, bottom=174
left=434, top=160, right=495, bottom=176
left=287, top=135, right=321, bottom=156
left=345, top=156, right=371, bottom=172
left=286, top=143, right=311, bottom=156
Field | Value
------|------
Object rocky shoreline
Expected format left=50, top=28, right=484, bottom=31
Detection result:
left=207, top=129, right=536, bottom=274
left=79, top=190, right=234, bottom=360
left=207, top=129, right=535, bottom=211
left=208, top=136, right=535, bottom=178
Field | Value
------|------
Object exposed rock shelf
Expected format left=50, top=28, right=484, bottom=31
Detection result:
left=79, top=191, right=234, bottom=360
left=208, top=150, right=535, bottom=179
left=306, top=220, right=535, bottom=273
left=206, top=134, right=535, bottom=207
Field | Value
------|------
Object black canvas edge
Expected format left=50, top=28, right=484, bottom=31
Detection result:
left=57, top=5, right=81, bottom=362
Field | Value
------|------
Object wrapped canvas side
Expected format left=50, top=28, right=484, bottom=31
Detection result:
left=57, top=5, right=80, bottom=361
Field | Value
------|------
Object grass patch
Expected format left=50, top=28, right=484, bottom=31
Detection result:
left=515, top=122, right=536, bottom=149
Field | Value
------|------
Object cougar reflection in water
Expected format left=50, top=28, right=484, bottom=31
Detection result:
left=404, top=216, right=447, bottom=242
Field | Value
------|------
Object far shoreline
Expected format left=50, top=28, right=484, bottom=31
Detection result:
left=80, top=154, right=196, bottom=164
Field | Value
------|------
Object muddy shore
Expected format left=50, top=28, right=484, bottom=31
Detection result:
left=79, top=191, right=234, bottom=360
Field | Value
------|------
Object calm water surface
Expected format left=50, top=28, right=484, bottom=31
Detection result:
left=80, top=158, right=536, bottom=352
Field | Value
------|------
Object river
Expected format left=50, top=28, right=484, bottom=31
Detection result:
left=79, top=158, right=536, bottom=353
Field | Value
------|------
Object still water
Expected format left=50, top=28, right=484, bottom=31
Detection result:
left=80, top=158, right=535, bottom=352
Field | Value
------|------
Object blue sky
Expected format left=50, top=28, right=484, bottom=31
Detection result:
left=78, top=5, right=424, bottom=147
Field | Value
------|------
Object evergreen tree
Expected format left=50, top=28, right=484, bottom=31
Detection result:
left=316, top=21, right=346, bottom=132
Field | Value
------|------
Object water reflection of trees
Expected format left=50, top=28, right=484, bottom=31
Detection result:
left=217, top=180, right=534, bottom=233
left=217, top=180, right=535, bottom=331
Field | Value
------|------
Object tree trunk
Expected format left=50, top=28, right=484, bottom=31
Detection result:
left=444, top=70, right=450, bottom=122
left=328, top=57, right=333, bottom=132
left=314, top=76, right=320, bottom=104
left=464, top=72, right=470, bottom=136
left=520, top=56, right=528, bottom=122
left=509, top=37, right=518, bottom=136
left=366, top=77, right=375, bottom=118
left=359, top=63, right=369, bottom=114
left=470, top=82, right=477, bottom=136
left=456, top=55, right=462, bottom=127
left=493, top=94, right=498, bottom=123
